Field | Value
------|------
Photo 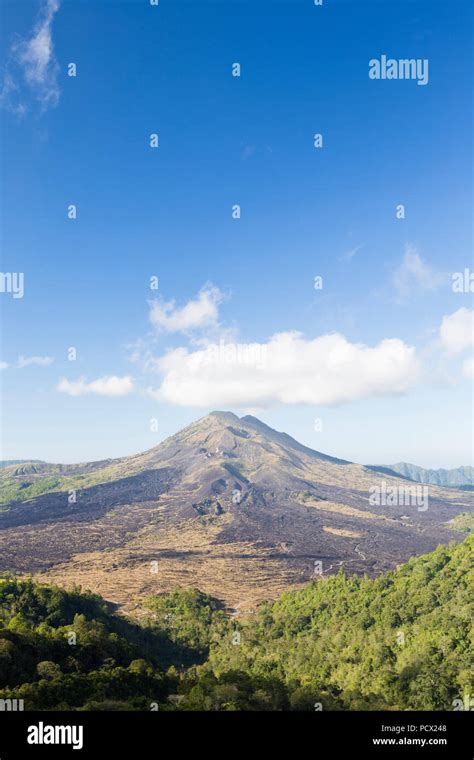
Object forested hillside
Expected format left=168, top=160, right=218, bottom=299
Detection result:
left=0, top=536, right=472, bottom=711
left=204, top=536, right=473, bottom=710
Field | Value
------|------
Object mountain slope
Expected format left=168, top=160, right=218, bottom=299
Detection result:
left=0, top=412, right=471, bottom=613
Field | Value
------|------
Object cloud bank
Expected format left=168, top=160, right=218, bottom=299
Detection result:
left=148, top=331, right=420, bottom=408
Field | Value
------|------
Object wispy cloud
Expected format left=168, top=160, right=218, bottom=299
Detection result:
left=392, top=244, right=447, bottom=297
left=339, top=243, right=364, bottom=263
left=241, top=145, right=256, bottom=160
left=149, top=284, right=225, bottom=335
left=17, top=355, right=54, bottom=368
left=57, top=376, right=134, bottom=397
left=1, top=0, right=61, bottom=115
left=1, top=356, right=54, bottom=369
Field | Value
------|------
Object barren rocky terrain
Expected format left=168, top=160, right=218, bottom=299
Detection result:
left=0, top=412, right=471, bottom=615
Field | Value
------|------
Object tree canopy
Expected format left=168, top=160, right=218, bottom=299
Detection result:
left=0, top=535, right=471, bottom=711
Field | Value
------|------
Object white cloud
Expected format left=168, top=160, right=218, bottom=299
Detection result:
left=17, top=355, right=54, bottom=368
left=0, top=361, right=9, bottom=370
left=392, top=244, right=446, bottom=296
left=147, top=331, right=420, bottom=408
left=149, top=284, right=224, bottom=334
left=1, top=0, right=61, bottom=114
left=439, top=308, right=474, bottom=355
left=462, top=357, right=474, bottom=379
left=57, top=375, right=134, bottom=397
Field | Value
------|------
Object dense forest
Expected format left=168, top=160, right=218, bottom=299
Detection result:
left=0, top=535, right=472, bottom=711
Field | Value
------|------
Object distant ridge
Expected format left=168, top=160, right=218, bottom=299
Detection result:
left=369, top=462, right=473, bottom=489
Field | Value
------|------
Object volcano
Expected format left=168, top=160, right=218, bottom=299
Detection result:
left=0, top=412, right=470, bottom=613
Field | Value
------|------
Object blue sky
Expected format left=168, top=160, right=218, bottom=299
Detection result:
left=0, top=0, right=472, bottom=467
